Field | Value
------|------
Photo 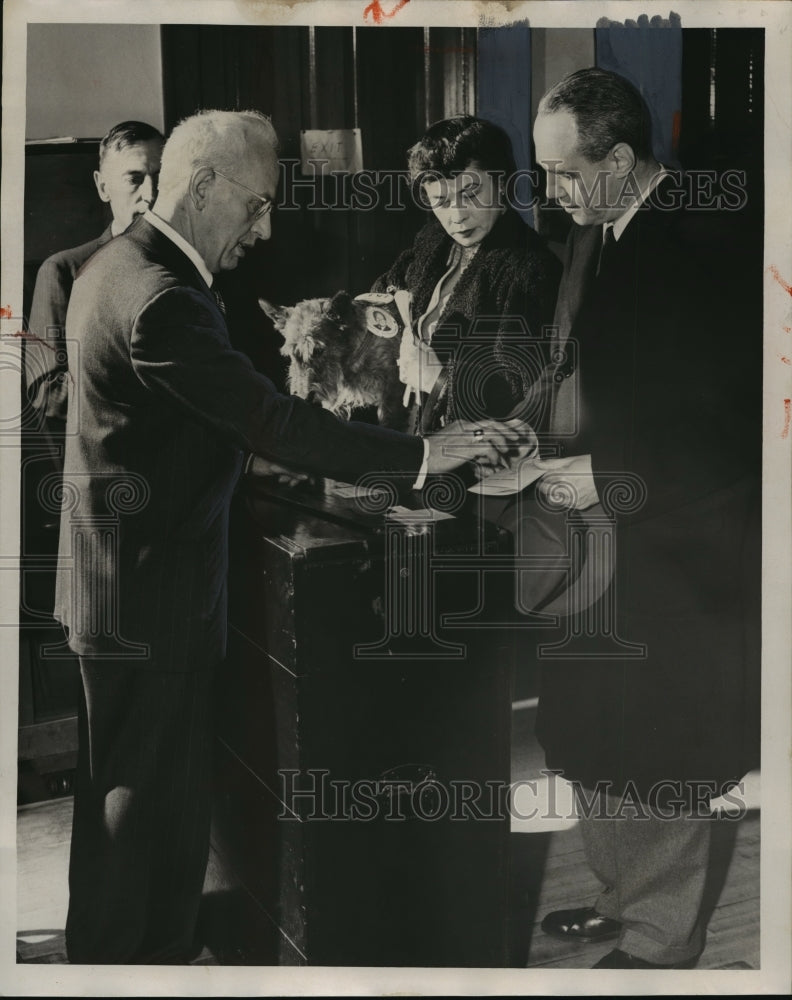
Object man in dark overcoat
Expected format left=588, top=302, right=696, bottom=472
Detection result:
left=531, top=68, right=761, bottom=968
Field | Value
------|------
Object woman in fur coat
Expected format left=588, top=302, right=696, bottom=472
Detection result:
left=371, top=115, right=561, bottom=435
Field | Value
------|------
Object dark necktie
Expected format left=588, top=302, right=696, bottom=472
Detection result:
left=213, top=288, right=227, bottom=316
left=596, top=224, right=616, bottom=277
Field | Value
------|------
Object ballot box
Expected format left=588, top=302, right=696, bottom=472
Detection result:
left=212, top=474, right=518, bottom=968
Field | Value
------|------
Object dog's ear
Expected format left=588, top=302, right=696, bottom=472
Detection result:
left=326, top=290, right=354, bottom=328
left=259, top=299, right=293, bottom=332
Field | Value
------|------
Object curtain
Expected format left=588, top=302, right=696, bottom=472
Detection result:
left=596, top=15, right=683, bottom=167
left=477, top=23, right=533, bottom=225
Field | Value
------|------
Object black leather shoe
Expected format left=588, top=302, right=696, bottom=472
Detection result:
left=540, top=906, right=621, bottom=944
left=593, top=948, right=699, bottom=969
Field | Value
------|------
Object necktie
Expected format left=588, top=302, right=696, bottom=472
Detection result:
left=596, top=224, right=616, bottom=277
left=548, top=227, right=602, bottom=438
left=213, top=288, right=227, bottom=316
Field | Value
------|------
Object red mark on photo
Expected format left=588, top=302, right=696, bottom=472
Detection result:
left=769, top=265, right=792, bottom=297
left=6, top=328, right=56, bottom=351
left=781, top=356, right=792, bottom=365
left=363, top=0, right=410, bottom=24
left=0, top=305, right=13, bottom=319
left=783, top=399, right=791, bottom=440
left=671, top=110, right=682, bottom=156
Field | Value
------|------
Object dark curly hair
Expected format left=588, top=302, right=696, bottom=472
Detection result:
left=407, top=115, right=518, bottom=181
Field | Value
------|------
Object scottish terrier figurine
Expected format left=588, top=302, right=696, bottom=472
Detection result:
left=260, top=290, right=411, bottom=431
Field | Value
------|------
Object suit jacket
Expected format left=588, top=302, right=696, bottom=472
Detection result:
left=55, top=217, right=423, bottom=670
left=535, top=179, right=762, bottom=801
left=372, top=210, right=561, bottom=432
left=26, top=227, right=113, bottom=423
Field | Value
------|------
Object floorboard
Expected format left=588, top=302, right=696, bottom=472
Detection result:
left=16, top=704, right=759, bottom=970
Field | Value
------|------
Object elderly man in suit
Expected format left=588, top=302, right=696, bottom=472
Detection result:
left=25, top=120, right=164, bottom=443
left=530, top=69, right=760, bottom=968
left=56, top=108, right=526, bottom=964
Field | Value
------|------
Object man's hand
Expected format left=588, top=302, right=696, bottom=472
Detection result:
left=424, top=419, right=537, bottom=477
left=247, top=455, right=312, bottom=488
left=534, top=453, right=600, bottom=510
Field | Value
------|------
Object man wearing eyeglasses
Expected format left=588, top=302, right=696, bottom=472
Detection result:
left=57, top=108, right=528, bottom=964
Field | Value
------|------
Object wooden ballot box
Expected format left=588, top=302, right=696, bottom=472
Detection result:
left=212, top=474, right=518, bottom=967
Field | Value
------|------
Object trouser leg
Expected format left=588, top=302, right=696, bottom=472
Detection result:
left=65, top=659, right=214, bottom=964
left=571, top=786, right=621, bottom=922
left=575, top=787, right=711, bottom=964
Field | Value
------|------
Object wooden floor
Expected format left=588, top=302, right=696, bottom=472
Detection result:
left=513, top=812, right=759, bottom=970
left=16, top=704, right=759, bottom=969
left=509, top=700, right=760, bottom=971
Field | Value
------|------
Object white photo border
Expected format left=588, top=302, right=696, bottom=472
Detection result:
left=2, top=0, right=790, bottom=995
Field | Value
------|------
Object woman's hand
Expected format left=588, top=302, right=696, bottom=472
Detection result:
left=424, top=418, right=536, bottom=476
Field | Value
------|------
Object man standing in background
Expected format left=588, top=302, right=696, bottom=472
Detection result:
left=24, top=119, right=164, bottom=449
left=19, top=121, right=165, bottom=711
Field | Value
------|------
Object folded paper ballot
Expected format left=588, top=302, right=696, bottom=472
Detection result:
left=329, top=482, right=388, bottom=500
left=468, top=457, right=547, bottom=496
left=386, top=505, right=455, bottom=523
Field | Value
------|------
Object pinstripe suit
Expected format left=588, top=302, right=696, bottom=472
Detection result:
left=58, top=216, right=424, bottom=963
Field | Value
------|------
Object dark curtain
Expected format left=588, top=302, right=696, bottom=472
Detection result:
left=477, top=23, right=534, bottom=224
left=596, top=18, right=683, bottom=166
left=160, top=25, right=434, bottom=385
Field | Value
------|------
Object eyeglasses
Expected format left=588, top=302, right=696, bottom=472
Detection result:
left=213, top=168, right=273, bottom=221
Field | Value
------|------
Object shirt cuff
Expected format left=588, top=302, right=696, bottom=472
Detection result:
left=412, top=438, right=430, bottom=490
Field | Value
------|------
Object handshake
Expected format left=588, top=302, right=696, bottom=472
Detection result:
left=422, top=417, right=537, bottom=478
left=249, top=417, right=538, bottom=486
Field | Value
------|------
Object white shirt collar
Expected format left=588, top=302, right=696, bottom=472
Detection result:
left=607, top=167, right=670, bottom=242
left=110, top=213, right=150, bottom=238
left=144, top=209, right=214, bottom=288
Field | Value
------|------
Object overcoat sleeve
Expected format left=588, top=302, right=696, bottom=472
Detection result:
left=130, top=285, right=424, bottom=484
